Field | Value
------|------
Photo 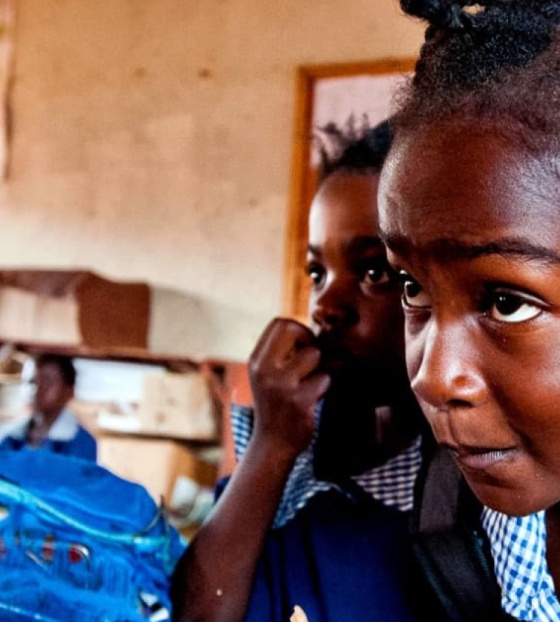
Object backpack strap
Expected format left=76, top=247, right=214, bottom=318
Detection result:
left=410, top=443, right=509, bottom=621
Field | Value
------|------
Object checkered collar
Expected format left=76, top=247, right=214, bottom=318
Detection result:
left=482, top=507, right=560, bottom=620
left=230, top=403, right=422, bottom=529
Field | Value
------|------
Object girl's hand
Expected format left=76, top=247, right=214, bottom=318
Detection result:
left=248, top=317, right=331, bottom=460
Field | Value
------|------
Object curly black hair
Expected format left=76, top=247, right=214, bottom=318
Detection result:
left=315, top=116, right=394, bottom=183
left=395, top=0, right=560, bottom=153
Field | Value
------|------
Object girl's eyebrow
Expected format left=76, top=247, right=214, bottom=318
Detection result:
left=307, top=236, right=384, bottom=257
left=383, top=235, right=560, bottom=266
left=460, top=239, right=560, bottom=265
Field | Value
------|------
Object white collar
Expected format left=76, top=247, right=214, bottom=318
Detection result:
left=2, top=407, right=79, bottom=442
left=47, top=408, right=79, bottom=441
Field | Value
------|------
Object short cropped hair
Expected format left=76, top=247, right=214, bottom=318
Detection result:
left=35, top=353, right=77, bottom=388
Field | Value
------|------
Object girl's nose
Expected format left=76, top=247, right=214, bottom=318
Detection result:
left=409, top=318, right=487, bottom=411
left=310, top=280, right=358, bottom=330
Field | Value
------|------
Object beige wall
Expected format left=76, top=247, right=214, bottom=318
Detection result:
left=0, top=0, right=423, bottom=361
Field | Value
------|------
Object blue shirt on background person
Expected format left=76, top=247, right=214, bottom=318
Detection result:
left=0, top=353, right=97, bottom=461
left=0, top=406, right=96, bottom=461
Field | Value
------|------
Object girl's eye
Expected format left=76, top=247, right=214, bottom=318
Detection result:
left=489, top=291, right=542, bottom=323
left=399, top=271, right=431, bottom=308
left=362, top=259, right=394, bottom=286
left=305, top=262, right=324, bottom=286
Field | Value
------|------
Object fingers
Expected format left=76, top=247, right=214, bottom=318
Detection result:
left=301, top=369, right=331, bottom=404
left=250, top=317, right=320, bottom=381
left=252, top=317, right=315, bottom=361
left=247, top=318, right=330, bottom=456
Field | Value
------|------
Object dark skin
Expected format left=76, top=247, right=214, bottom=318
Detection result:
left=378, top=119, right=560, bottom=592
left=307, top=173, right=421, bottom=478
left=27, top=361, right=74, bottom=446
left=171, top=171, right=421, bottom=622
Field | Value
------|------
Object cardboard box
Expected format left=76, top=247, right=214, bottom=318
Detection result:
left=137, top=371, right=218, bottom=441
left=97, top=434, right=217, bottom=505
left=0, top=270, right=150, bottom=349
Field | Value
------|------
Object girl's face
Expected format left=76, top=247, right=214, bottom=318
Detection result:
left=307, top=171, right=408, bottom=396
left=33, top=362, right=73, bottom=422
left=378, top=122, right=560, bottom=516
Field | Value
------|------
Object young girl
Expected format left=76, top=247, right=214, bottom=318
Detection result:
left=0, top=354, right=96, bottom=461
left=378, top=1, right=560, bottom=619
left=171, top=120, right=434, bottom=622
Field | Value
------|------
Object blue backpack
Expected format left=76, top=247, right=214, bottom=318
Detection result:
left=0, top=449, right=186, bottom=621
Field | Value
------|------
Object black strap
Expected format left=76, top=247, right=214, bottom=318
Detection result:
left=410, top=444, right=509, bottom=621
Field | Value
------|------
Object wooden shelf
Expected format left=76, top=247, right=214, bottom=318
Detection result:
left=3, top=339, right=200, bottom=372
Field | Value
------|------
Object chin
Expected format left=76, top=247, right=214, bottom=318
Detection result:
left=467, top=479, right=544, bottom=518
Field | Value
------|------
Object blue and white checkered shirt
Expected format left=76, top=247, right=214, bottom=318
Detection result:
left=230, top=403, right=422, bottom=530
left=233, top=404, right=560, bottom=620
left=482, top=508, right=560, bottom=620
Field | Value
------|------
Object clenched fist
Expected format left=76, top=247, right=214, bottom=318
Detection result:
left=248, top=318, right=331, bottom=461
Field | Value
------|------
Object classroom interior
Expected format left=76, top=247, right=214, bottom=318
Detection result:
left=0, top=0, right=425, bottom=538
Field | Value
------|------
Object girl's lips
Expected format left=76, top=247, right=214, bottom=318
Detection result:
left=317, top=340, right=350, bottom=369
left=449, top=446, right=517, bottom=471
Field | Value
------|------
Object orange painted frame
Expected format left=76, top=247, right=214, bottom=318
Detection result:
left=282, top=57, right=417, bottom=321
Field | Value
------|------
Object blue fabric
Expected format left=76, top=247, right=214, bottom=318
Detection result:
left=216, top=480, right=425, bottom=622
left=0, top=449, right=186, bottom=621
left=0, top=424, right=97, bottom=462
left=225, top=402, right=430, bottom=621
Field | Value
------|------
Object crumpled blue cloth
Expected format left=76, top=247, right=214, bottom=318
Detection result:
left=0, top=449, right=186, bottom=621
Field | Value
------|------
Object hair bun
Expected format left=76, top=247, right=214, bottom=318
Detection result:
left=400, top=0, right=472, bottom=30
left=401, top=0, right=560, bottom=28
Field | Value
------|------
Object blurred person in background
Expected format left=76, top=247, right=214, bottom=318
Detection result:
left=0, top=352, right=97, bottom=461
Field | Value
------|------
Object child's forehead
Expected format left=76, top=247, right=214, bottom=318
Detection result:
left=386, top=119, right=556, bottom=192
left=315, top=170, right=379, bottom=199
left=393, top=118, right=515, bottom=159
left=36, top=362, right=63, bottom=377
left=380, top=123, right=560, bottom=251
left=311, top=173, right=379, bottom=221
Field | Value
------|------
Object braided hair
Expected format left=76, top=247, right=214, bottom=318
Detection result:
left=315, top=116, right=394, bottom=183
left=395, top=0, right=560, bottom=153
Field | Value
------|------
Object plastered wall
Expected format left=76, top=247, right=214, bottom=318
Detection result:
left=0, top=0, right=423, bottom=361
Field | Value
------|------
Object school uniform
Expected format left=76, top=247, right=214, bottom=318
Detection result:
left=406, top=440, right=555, bottom=621
left=483, top=508, right=560, bottom=620
left=0, top=407, right=97, bottom=461
left=220, top=404, right=433, bottom=622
